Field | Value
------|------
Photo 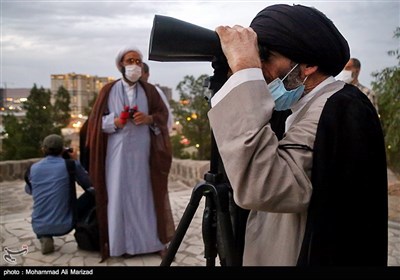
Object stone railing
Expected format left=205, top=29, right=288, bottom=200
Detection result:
left=0, top=158, right=210, bottom=186
left=169, top=158, right=210, bottom=187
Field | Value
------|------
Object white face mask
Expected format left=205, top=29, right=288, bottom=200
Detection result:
left=336, top=70, right=353, bottom=83
left=124, top=65, right=142, bottom=83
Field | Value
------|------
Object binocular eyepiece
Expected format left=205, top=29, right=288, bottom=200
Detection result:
left=128, top=106, right=138, bottom=119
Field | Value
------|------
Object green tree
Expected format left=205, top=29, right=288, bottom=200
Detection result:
left=53, top=86, right=71, bottom=130
left=170, top=134, right=191, bottom=159
left=372, top=27, right=400, bottom=174
left=171, top=74, right=211, bottom=160
left=2, top=84, right=59, bottom=160
left=83, top=92, right=98, bottom=117
left=1, top=114, right=24, bottom=160
left=22, top=84, right=58, bottom=158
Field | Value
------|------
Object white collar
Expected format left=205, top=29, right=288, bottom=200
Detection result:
left=121, top=78, right=137, bottom=90
left=285, top=76, right=335, bottom=132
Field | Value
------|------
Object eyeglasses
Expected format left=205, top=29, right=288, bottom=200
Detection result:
left=122, top=58, right=142, bottom=65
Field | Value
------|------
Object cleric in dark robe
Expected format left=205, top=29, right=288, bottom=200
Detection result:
left=208, top=4, right=388, bottom=266
left=86, top=45, right=175, bottom=261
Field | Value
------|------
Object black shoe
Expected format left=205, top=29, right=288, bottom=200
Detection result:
left=40, top=237, right=54, bottom=254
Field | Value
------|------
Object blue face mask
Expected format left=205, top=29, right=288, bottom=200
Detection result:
left=268, top=64, right=305, bottom=111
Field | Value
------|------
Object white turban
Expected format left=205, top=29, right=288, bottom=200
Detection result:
left=115, top=45, right=143, bottom=73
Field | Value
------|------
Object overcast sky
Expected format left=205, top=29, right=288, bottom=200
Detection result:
left=1, top=0, right=399, bottom=100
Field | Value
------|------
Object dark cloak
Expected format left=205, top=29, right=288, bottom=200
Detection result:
left=296, top=84, right=388, bottom=265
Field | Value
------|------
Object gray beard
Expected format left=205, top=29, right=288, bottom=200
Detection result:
left=283, top=65, right=303, bottom=90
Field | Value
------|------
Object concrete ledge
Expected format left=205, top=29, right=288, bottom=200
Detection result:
left=0, top=158, right=210, bottom=186
left=169, top=158, right=210, bottom=188
left=0, top=158, right=41, bottom=182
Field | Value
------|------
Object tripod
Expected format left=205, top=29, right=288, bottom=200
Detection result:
left=160, top=59, right=248, bottom=267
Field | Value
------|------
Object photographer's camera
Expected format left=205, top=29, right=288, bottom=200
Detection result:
left=62, top=147, right=73, bottom=159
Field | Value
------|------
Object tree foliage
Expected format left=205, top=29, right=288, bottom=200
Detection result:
left=53, top=86, right=71, bottom=130
left=1, top=114, right=24, bottom=159
left=1, top=84, right=71, bottom=160
left=171, top=74, right=212, bottom=160
left=22, top=84, right=57, bottom=158
left=83, top=92, right=98, bottom=117
left=372, top=27, right=400, bottom=174
left=170, top=134, right=191, bottom=159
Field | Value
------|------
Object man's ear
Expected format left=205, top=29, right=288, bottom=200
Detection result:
left=303, top=64, right=318, bottom=76
left=354, top=68, right=360, bottom=78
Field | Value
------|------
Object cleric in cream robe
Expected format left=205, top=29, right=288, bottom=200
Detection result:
left=208, top=4, right=387, bottom=266
left=86, top=45, right=175, bottom=261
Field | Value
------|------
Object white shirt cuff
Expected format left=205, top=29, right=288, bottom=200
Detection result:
left=102, top=113, right=117, bottom=134
left=210, top=68, right=264, bottom=107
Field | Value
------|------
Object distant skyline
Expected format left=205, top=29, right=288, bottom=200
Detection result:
left=2, top=0, right=399, bottom=100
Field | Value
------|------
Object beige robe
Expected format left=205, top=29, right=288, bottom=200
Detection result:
left=208, top=77, right=344, bottom=265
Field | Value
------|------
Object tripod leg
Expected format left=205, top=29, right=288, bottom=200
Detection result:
left=160, top=182, right=213, bottom=266
left=201, top=182, right=241, bottom=266
left=202, top=193, right=217, bottom=266
left=160, top=182, right=242, bottom=266
left=214, top=183, right=240, bottom=266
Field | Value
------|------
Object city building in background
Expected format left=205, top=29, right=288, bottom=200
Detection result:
left=51, top=73, right=114, bottom=116
left=1, top=88, right=31, bottom=112
left=0, top=88, right=32, bottom=153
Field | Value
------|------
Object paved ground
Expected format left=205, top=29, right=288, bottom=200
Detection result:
left=1, top=172, right=400, bottom=267
left=1, top=179, right=208, bottom=267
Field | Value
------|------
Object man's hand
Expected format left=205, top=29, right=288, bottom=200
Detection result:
left=133, top=111, right=153, bottom=126
left=69, top=146, right=79, bottom=160
left=119, top=106, right=130, bottom=125
left=114, top=117, right=126, bottom=129
left=215, top=25, right=261, bottom=73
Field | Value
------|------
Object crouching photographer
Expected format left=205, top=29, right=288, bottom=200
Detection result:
left=24, top=134, right=95, bottom=254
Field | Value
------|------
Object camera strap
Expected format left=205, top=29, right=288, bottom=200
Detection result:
left=65, top=159, right=78, bottom=223
left=120, top=80, right=138, bottom=108
left=24, top=164, right=33, bottom=192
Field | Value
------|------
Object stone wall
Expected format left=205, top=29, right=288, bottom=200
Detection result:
left=0, top=158, right=210, bottom=186
left=169, top=158, right=210, bottom=187
left=0, top=158, right=42, bottom=182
